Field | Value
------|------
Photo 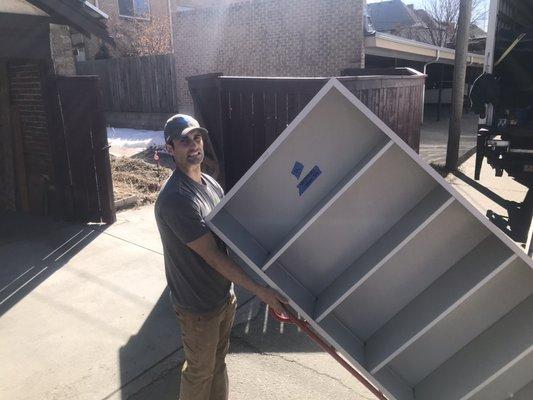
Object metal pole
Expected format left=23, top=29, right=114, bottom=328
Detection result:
left=446, top=0, right=472, bottom=170
left=437, top=64, right=444, bottom=121
left=422, top=50, right=440, bottom=124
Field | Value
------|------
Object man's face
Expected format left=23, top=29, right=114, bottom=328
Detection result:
left=167, top=130, right=205, bottom=166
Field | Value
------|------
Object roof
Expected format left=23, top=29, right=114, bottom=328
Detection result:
left=470, top=23, right=487, bottom=39
left=365, top=32, right=485, bottom=66
left=24, top=0, right=112, bottom=42
left=367, top=0, right=420, bottom=32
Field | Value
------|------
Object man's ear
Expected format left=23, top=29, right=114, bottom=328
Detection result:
left=165, top=143, right=174, bottom=154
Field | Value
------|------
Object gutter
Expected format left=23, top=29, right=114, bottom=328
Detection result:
left=421, top=49, right=441, bottom=123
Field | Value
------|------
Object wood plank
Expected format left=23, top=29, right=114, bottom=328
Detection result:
left=241, top=91, right=254, bottom=172
left=397, top=85, right=407, bottom=140
left=113, top=58, right=122, bottom=112
left=39, top=60, right=74, bottom=218
left=365, top=236, right=516, bottom=374
left=252, top=91, right=266, bottom=161
left=228, top=91, right=243, bottom=188
left=90, top=78, right=116, bottom=224
left=219, top=89, right=231, bottom=188
left=415, top=295, right=533, bottom=400
left=0, top=61, right=15, bottom=212
left=275, top=90, right=288, bottom=137
left=262, top=141, right=394, bottom=272
left=57, top=77, right=101, bottom=221
left=287, top=92, right=299, bottom=125
left=264, top=91, right=277, bottom=148
left=315, top=187, right=454, bottom=321
left=76, top=55, right=178, bottom=114
left=10, top=107, right=30, bottom=212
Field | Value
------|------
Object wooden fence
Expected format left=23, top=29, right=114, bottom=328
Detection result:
left=188, top=69, right=426, bottom=189
left=76, top=54, right=178, bottom=114
left=55, top=76, right=116, bottom=223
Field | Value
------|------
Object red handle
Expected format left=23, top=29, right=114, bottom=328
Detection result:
left=269, top=307, right=389, bottom=400
left=270, top=307, right=293, bottom=323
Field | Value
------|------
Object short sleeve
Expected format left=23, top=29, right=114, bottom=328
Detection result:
left=159, top=195, right=209, bottom=244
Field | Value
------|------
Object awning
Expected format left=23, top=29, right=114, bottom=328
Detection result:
left=24, top=0, right=112, bottom=43
left=366, top=32, right=485, bottom=67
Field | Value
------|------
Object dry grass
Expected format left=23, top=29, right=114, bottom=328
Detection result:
left=111, top=154, right=172, bottom=207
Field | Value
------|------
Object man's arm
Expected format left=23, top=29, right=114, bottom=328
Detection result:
left=187, top=231, right=288, bottom=316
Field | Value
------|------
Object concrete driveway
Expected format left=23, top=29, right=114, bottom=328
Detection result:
left=0, top=208, right=377, bottom=400
left=419, top=105, right=479, bottom=166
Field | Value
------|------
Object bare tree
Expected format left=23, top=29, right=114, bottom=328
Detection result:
left=113, top=16, right=172, bottom=57
left=421, top=0, right=486, bottom=47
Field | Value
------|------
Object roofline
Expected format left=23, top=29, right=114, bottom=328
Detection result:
left=25, top=0, right=112, bottom=43
left=366, top=32, right=485, bottom=66
left=83, top=0, right=109, bottom=20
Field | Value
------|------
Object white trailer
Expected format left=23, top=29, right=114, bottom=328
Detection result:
left=472, top=0, right=533, bottom=186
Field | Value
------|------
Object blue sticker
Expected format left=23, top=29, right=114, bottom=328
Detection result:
left=297, top=165, right=322, bottom=196
left=291, top=161, right=304, bottom=179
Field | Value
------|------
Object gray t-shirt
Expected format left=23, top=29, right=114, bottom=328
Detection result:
left=154, top=169, right=231, bottom=314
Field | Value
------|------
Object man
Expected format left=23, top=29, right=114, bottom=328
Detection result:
left=154, top=114, right=288, bottom=400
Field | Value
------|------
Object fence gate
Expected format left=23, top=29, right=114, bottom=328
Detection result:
left=56, top=76, right=115, bottom=224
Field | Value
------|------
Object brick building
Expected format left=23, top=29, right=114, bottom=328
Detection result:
left=72, top=0, right=173, bottom=61
left=176, top=0, right=247, bottom=8
left=172, top=0, right=365, bottom=113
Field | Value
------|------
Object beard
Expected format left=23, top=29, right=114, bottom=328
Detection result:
left=186, top=151, right=204, bottom=165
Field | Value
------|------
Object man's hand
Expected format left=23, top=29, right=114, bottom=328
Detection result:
left=257, top=286, right=289, bottom=318
left=187, top=232, right=290, bottom=317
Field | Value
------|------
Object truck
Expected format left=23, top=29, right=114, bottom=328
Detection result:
left=472, top=0, right=533, bottom=188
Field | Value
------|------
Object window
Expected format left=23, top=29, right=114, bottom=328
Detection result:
left=118, top=0, right=150, bottom=19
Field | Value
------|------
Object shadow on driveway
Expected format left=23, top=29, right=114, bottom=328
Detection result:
left=0, top=212, right=104, bottom=317
left=450, top=171, right=533, bottom=249
left=114, top=295, right=321, bottom=400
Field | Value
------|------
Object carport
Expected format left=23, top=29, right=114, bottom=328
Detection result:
left=364, top=32, right=485, bottom=121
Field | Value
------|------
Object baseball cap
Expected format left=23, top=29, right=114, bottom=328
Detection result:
left=163, top=114, right=208, bottom=144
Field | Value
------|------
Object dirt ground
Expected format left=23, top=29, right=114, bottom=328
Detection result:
left=111, top=149, right=173, bottom=208
left=110, top=144, right=220, bottom=211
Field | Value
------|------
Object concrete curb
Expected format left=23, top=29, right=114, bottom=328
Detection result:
left=115, top=195, right=139, bottom=211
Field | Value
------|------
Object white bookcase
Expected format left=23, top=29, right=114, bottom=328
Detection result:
left=206, top=79, right=533, bottom=400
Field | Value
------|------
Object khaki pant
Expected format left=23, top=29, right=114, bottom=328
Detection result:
left=174, top=295, right=236, bottom=400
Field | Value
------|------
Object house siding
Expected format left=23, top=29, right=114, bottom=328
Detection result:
left=81, top=0, right=172, bottom=59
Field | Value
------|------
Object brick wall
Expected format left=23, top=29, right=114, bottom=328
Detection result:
left=0, top=62, right=15, bottom=212
left=50, top=24, right=76, bottom=75
left=82, top=0, right=172, bottom=59
left=176, top=0, right=246, bottom=8
left=173, top=0, right=365, bottom=113
left=8, top=62, right=54, bottom=184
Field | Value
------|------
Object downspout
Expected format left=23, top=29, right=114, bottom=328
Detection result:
left=421, top=49, right=441, bottom=123
left=167, top=0, right=175, bottom=53
left=483, top=0, right=500, bottom=126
